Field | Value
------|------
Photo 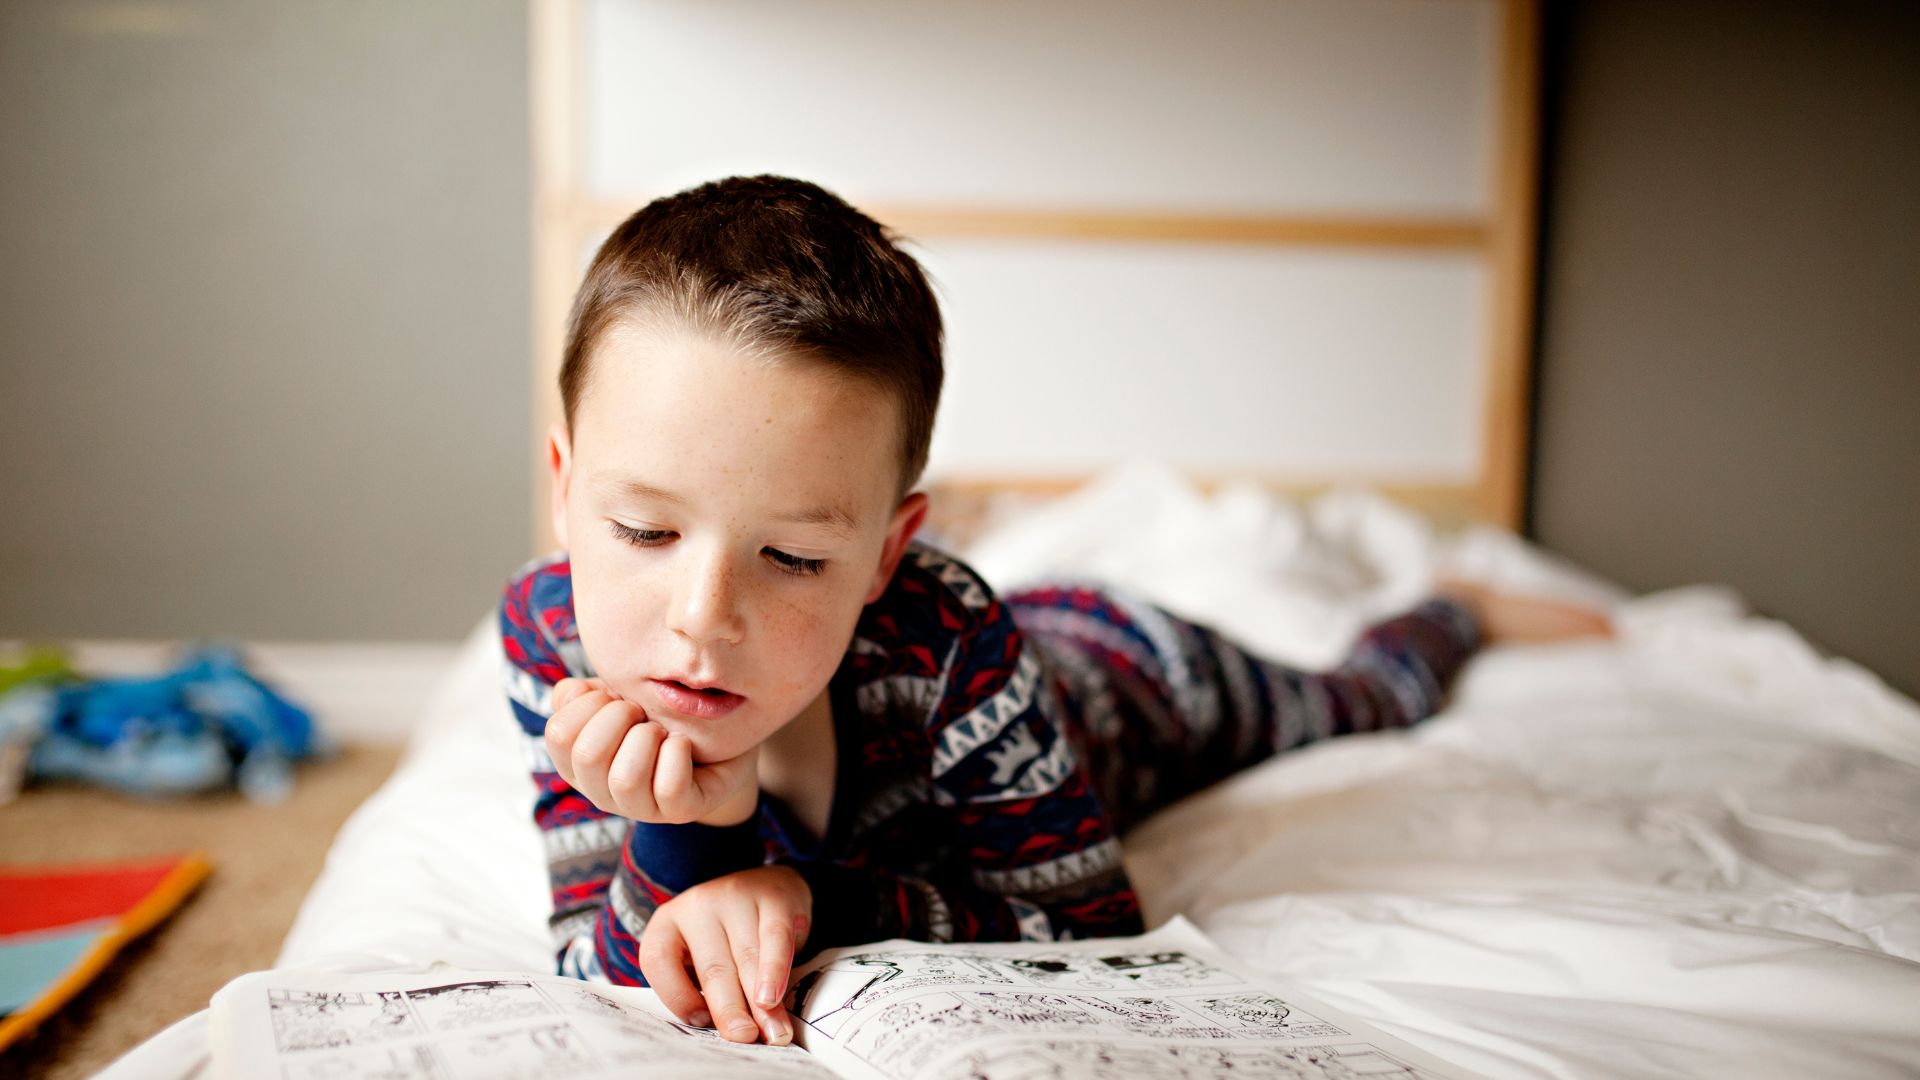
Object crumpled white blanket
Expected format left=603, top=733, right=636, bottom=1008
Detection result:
left=103, top=462, right=1920, bottom=1079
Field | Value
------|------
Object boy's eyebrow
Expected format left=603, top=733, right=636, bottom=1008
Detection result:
left=776, top=502, right=863, bottom=537
left=594, top=474, right=861, bottom=538
left=596, top=476, right=688, bottom=507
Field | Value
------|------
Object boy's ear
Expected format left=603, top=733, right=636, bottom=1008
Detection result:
left=546, top=421, right=573, bottom=551
left=866, top=491, right=929, bottom=605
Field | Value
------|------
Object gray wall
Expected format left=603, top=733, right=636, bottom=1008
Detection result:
left=0, top=1, right=532, bottom=641
left=1531, top=1, right=1920, bottom=698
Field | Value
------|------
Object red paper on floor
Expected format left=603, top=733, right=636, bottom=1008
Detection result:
left=0, top=853, right=211, bottom=1050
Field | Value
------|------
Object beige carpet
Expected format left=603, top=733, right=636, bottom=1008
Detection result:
left=0, top=742, right=404, bottom=1078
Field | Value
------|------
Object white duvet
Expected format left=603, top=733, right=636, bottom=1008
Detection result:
left=105, top=464, right=1920, bottom=1079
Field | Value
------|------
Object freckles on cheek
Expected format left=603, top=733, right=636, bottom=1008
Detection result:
left=774, top=608, right=860, bottom=697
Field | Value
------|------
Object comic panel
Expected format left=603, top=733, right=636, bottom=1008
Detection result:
left=851, top=991, right=1138, bottom=1075
left=430, top=1022, right=596, bottom=1080
left=850, top=992, right=991, bottom=1076
left=280, top=1044, right=442, bottom=1080
left=1059, top=994, right=1207, bottom=1037
left=402, top=980, right=555, bottom=1032
left=270, top=989, right=421, bottom=1052
left=1080, top=950, right=1241, bottom=992
left=793, top=947, right=1243, bottom=1038
left=793, top=951, right=1022, bottom=1035
left=553, top=985, right=681, bottom=1047
left=1171, top=991, right=1349, bottom=1040
left=927, top=1039, right=1445, bottom=1080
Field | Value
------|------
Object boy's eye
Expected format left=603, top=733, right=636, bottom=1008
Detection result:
left=609, top=522, right=825, bottom=577
left=609, top=522, right=672, bottom=547
left=764, top=547, right=827, bottom=577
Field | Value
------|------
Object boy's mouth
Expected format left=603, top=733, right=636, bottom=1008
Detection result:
left=648, top=677, right=745, bottom=720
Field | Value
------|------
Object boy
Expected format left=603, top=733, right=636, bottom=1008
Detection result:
left=499, top=176, right=1610, bottom=1048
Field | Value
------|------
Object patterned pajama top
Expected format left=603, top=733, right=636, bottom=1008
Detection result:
left=498, top=540, right=1480, bottom=984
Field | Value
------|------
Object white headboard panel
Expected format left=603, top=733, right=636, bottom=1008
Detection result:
left=582, top=0, right=1495, bottom=215
left=532, top=0, right=1539, bottom=543
left=911, top=238, right=1486, bottom=479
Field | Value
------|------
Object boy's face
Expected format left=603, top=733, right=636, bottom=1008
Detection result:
left=548, top=320, right=926, bottom=764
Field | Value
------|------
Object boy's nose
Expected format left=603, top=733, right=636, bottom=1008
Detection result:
left=671, top=551, right=746, bottom=646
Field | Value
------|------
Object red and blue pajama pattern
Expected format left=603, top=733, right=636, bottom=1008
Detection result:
left=499, top=540, right=1480, bottom=985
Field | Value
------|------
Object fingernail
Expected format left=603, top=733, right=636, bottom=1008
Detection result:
left=728, top=1018, right=758, bottom=1041
left=756, top=980, right=780, bottom=1007
left=768, top=1017, right=792, bottom=1045
left=690, top=1008, right=712, bottom=1028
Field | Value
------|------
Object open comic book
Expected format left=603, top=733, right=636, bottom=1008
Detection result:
left=209, top=917, right=1478, bottom=1079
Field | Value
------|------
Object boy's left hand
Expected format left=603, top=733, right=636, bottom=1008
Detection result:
left=640, top=864, right=813, bottom=1047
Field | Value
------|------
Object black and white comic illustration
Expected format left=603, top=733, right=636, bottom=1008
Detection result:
left=427, top=1021, right=596, bottom=1080
left=252, top=975, right=835, bottom=1080
left=227, top=922, right=1473, bottom=1080
left=795, top=945, right=1239, bottom=1038
left=1059, top=995, right=1183, bottom=1031
left=787, top=923, right=1476, bottom=1080
left=279, top=1044, right=442, bottom=1080
left=269, top=989, right=420, bottom=1052
left=929, top=1039, right=1444, bottom=1080
left=400, top=980, right=555, bottom=1032
left=1185, top=991, right=1348, bottom=1038
left=1085, top=951, right=1229, bottom=992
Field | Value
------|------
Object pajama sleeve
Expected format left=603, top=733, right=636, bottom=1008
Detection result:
left=499, top=557, right=764, bottom=986
left=1289, top=596, right=1484, bottom=744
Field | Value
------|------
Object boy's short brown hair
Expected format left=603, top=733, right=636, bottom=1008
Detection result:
left=560, top=175, right=944, bottom=496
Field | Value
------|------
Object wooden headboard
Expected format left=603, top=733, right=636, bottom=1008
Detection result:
left=527, top=0, right=1540, bottom=551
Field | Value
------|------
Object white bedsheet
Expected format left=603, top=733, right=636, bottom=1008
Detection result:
left=103, top=464, right=1920, bottom=1079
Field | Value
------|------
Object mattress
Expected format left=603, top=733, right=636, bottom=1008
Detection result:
left=101, top=464, right=1920, bottom=1078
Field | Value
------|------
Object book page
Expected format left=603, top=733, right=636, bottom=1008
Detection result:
left=209, top=968, right=838, bottom=1080
left=789, top=916, right=1479, bottom=1080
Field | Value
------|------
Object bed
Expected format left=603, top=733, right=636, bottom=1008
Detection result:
left=100, top=464, right=1920, bottom=1078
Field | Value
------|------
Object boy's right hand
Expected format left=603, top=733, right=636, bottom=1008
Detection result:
left=545, top=677, right=760, bottom=826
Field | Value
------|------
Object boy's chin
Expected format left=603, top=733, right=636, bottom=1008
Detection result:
left=661, top=724, right=742, bottom=765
